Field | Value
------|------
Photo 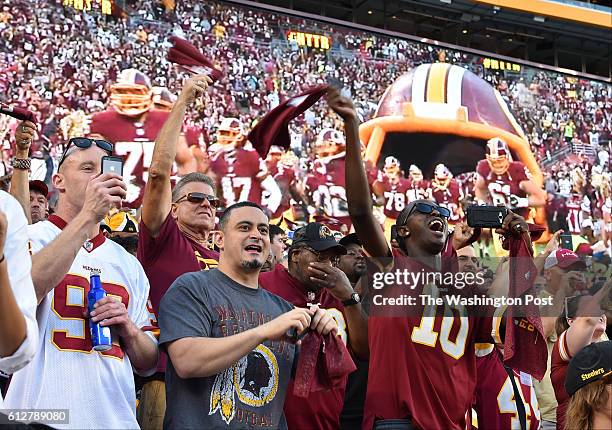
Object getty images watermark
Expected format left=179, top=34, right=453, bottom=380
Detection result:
left=363, top=256, right=609, bottom=318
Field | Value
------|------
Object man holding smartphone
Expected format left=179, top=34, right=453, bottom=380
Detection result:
left=4, top=137, right=159, bottom=429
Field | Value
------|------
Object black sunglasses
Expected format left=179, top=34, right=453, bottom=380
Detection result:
left=175, top=192, right=220, bottom=208
left=303, top=246, right=340, bottom=265
left=58, top=138, right=114, bottom=170
left=397, top=202, right=451, bottom=226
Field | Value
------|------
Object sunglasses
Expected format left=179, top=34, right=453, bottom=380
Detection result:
left=397, top=202, right=451, bottom=226
left=174, top=192, right=220, bottom=208
left=303, top=246, right=340, bottom=265
left=58, top=137, right=113, bottom=170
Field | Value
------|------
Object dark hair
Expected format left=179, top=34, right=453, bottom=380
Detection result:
left=172, top=173, right=216, bottom=202
left=219, top=201, right=267, bottom=231
left=556, top=294, right=583, bottom=336
left=269, top=224, right=285, bottom=240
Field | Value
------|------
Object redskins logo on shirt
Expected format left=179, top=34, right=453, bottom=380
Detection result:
left=209, top=344, right=279, bottom=424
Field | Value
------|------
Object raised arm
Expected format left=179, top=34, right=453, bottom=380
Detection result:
left=9, top=121, right=37, bottom=223
left=520, top=179, right=547, bottom=207
left=141, top=75, right=211, bottom=237
left=327, top=89, right=389, bottom=258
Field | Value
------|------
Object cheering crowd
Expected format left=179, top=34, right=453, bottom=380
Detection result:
left=0, top=0, right=611, bottom=429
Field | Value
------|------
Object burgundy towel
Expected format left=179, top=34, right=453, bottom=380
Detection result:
left=248, top=85, right=329, bottom=158
left=293, top=331, right=356, bottom=398
left=167, top=36, right=223, bottom=81
left=503, top=223, right=548, bottom=380
left=0, top=103, right=35, bottom=122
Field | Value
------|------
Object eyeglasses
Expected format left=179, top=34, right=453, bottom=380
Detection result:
left=303, top=246, right=339, bottom=265
left=174, top=192, right=220, bottom=208
left=58, top=137, right=114, bottom=170
left=397, top=202, right=451, bottom=226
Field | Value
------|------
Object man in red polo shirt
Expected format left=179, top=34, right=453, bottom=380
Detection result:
left=137, top=74, right=220, bottom=428
left=260, top=222, right=368, bottom=430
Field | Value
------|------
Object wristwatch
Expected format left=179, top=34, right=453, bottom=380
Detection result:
left=342, top=292, right=361, bottom=307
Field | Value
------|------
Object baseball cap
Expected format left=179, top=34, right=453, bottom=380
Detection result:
left=291, top=222, right=346, bottom=254
left=339, top=233, right=361, bottom=248
left=544, top=249, right=586, bottom=271
left=565, top=341, right=611, bottom=396
left=29, top=180, right=48, bottom=198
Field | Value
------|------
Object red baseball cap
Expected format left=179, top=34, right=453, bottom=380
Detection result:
left=544, top=249, right=586, bottom=270
left=29, top=180, right=48, bottom=198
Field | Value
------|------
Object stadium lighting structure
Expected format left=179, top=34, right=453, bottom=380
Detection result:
left=368, top=10, right=373, bottom=15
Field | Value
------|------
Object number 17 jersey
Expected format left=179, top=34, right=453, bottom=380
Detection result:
left=4, top=215, right=155, bottom=429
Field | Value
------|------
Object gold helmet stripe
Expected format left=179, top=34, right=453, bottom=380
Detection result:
left=425, top=63, right=450, bottom=104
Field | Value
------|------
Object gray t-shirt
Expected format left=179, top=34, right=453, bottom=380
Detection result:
left=159, top=269, right=296, bottom=430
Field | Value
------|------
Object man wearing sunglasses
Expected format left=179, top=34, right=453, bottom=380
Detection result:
left=331, top=87, right=539, bottom=430
left=136, top=74, right=220, bottom=428
left=259, top=222, right=369, bottom=430
left=4, top=135, right=159, bottom=429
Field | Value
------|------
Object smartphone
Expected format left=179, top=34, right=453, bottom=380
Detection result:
left=326, top=75, right=342, bottom=90
left=390, top=225, right=398, bottom=243
left=559, top=233, right=573, bottom=251
left=466, top=205, right=508, bottom=229
left=101, top=156, right=123, bottom=176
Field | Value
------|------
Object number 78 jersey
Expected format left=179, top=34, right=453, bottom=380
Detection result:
left=4, top=215, right=155, bottom=429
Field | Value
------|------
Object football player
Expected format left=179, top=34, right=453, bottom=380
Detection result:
left=431, top=163, right=465, bottom=224
left=406, top=164, right=432, bottom=202
left=88, top=69, right=197, bottom=208
left=266, top=147, right=305, bottom=221
left=373, top=156, right=411, bottom=232
left=208, top=117, right=281, bottom=214
left=475, top=137, right=546, bottom=216
left=304, top=129, right=351, bottom=230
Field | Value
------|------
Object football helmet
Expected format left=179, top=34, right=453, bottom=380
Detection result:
left=152, top=86, right=175, bottom=111
left=216, top=117, right=245, bottom=146
left=486, top=137, right=511, bottom=176
left=109, top=69, right=153, bottom=117
left=409, top=164, right=423, bottom=182
left=433, top=163, right=452, bottom=189
left=383, top=156, right=401, bottom=178
left=315, top=128, right=345, bottom=158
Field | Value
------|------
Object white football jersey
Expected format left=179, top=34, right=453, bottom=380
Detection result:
left=4, top=215, right=155, bottom=429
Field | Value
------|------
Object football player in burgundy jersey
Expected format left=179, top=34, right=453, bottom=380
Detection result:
left=208, top=118, right=281, bottom=214
left=431, top=163, right=465, bottom=224
left=474, top=137, right=546, bottom=217
left=331, top=88, right=539, bottom=430
left=266, top=146, right=304, bottom=221
left=406, top=164, right=432, bottom=203
left=88, top=69, right=197, bottom=208
left=373, top=156, right=411, bottom=231
left=304, top=129, right=352, bottom=230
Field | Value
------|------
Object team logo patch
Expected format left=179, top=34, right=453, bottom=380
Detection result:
left=319, top=225, right=333, bottom=239
left=209, top=344, right=279, bottom=424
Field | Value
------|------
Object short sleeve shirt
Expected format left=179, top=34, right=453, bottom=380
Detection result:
left=159, top=269, right=295, bottom=429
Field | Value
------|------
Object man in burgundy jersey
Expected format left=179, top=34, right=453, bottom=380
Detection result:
left=431, top=163, right=465, bottom=224
left=88, top=69, right=197, bottom=208
left=259, top=223, right=368, bottom=430
left=475, top=137, right=546, bottom=217
left=406, top=164, right=432, bottom=203
left=474, top=344, right=541, bottom=430
left=136, top=75, right=220, bottom=429
left=208, top=117, right=281, bottom=214
left=373, top=156, right=411, bottom=225
left=332, top=88, right=540, bottom=430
